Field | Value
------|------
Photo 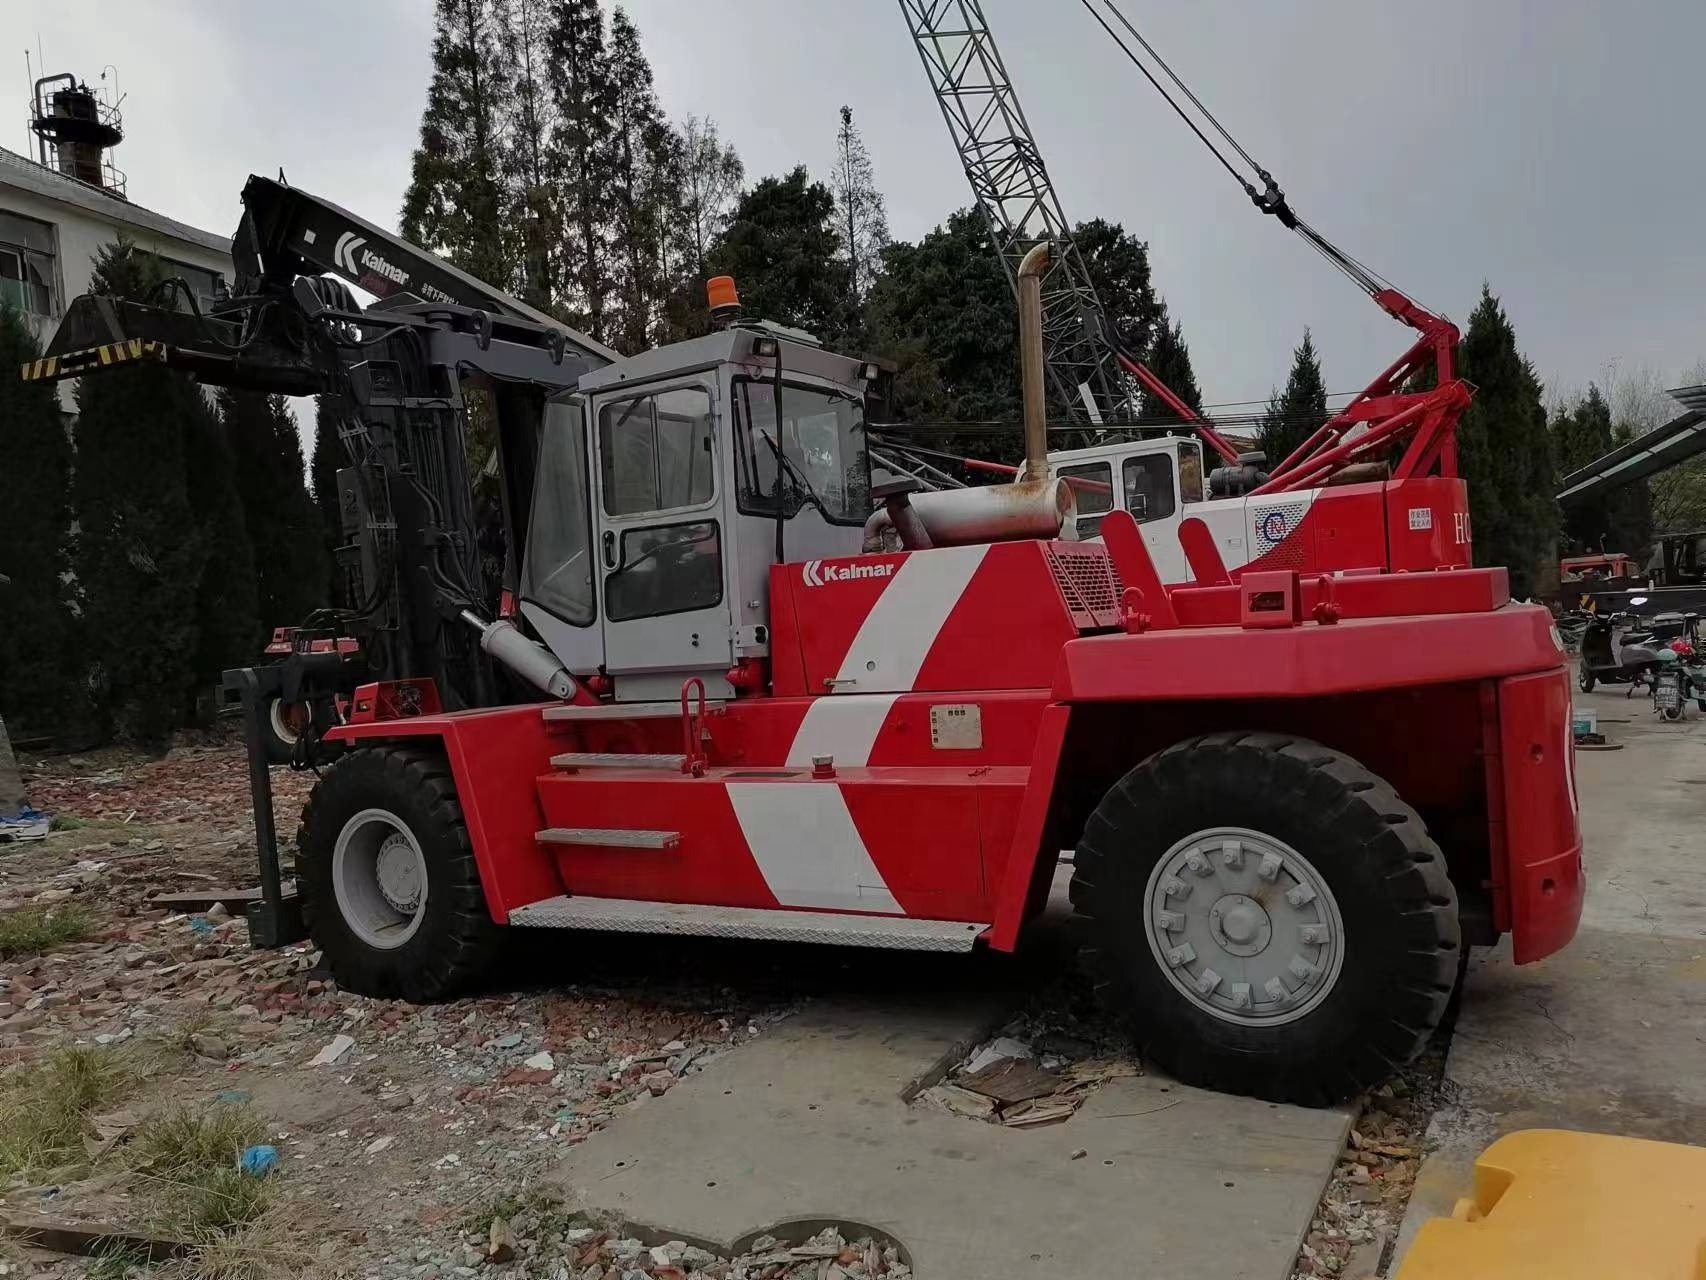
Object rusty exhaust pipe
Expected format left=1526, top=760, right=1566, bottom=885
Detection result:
left=1017, top=241, right=1051, bottom=483
left=861, top=239, right=1077, bottom=551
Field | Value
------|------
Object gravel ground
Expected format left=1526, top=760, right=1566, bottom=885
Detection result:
left=1, top=741, right=1458, bottom=1278
left=0, top=742, right=791, bottom=1278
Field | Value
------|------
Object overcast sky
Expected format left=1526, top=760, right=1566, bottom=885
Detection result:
left=13, top=0, right=1706, bottom=440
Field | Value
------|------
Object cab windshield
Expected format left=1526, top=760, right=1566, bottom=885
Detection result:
left=734, top=380, right=871, bottom=526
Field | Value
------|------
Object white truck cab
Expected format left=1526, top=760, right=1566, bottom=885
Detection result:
left=1047, top=434, right=1208, bottom=582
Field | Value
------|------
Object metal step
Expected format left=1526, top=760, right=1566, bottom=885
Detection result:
left=536, top=827, right=681, bottom=850
left=542, top=701, right=724, bottom=723
left=507, top=896, right=987, bottom=952
left=548, top=752, right=687, bottom=770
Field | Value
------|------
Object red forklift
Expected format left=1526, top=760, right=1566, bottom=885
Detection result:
left=21, top=3, right=1584, bottom=1104
left=27, top=199, right=1581, bottom=1104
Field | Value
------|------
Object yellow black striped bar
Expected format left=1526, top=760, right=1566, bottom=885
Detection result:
left=19, top=340, right=166, bottom=382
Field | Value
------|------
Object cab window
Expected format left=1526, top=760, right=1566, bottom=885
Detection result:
left=599, top=387, right=715, bottom=517
left=1178, top=441, right=1204, bottom=504
left=734, top=381, right=870, bottom=525
left=1122, top=454, right=1177, bottom=523
left=1058, top=461, right=1114, bottom=537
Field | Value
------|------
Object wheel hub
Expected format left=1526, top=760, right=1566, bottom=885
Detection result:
left=375, top=834, right=423, bottom=913
left=1144, top=827, right=1346, bottom=1027
left=1209, top=893, right=1271, bottom=956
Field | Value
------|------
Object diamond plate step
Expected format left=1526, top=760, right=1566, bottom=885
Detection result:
left=548, top=752, right=687, bottom=770
left=542, top=701, right=724, bottom=722
left=507, top=896, right=987, bottom=952
left=536, top=827, right=681, bottom=850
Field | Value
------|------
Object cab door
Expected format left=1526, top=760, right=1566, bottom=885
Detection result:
left=590, top=379, right=733, bottom=684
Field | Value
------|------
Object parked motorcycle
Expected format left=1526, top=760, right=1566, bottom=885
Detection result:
left=1577, top=611, right=1685, bottom=694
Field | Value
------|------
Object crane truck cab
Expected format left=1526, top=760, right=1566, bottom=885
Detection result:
left=1051, top=436, right=1205, bottom=580
left=1046, top=434, right=1473, bottom=584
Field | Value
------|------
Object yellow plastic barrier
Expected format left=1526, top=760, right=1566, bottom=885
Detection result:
left=1396, top=1129, right=1706, bottom=1279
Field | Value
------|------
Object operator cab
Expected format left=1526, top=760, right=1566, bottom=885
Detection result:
left=519, top=322, right=875, bottom=701
left=1048, top=436, right=1206, bottom=581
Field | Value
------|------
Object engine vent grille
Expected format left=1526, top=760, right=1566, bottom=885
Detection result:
left=1045, top=543, right=1124, bottom=630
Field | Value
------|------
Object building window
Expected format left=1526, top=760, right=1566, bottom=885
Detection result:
left=161, top=257, right=225, bottom=314
left=0, top=211, right=57, bottom=316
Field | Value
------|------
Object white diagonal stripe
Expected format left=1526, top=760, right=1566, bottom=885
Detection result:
left=786, top=693, right=900, bottom=766
left=727, top=783, right=903, bottom=914
left=832, top=545, right=987, bottom=692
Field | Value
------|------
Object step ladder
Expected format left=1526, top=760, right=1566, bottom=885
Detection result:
left=507, top=896, right=988, bottom=952
left=536, top=827, right=681, bottom=850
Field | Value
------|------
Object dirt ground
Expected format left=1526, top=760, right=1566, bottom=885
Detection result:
left=0, top=740, right=1462, bottom=1280
left=0, top=741, right=798, bottom=1279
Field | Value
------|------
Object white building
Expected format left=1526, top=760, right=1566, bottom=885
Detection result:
left=0, top=143, right=232, bottom=407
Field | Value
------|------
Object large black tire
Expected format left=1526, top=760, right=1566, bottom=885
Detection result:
left=1071, top=731, right=1460, bottom=1106
left=296, top=747, right=502, bottom=1000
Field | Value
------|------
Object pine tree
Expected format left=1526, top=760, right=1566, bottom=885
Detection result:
left=1552, top=387, right=1612, bottom=553
left=502, top=0, right=561, bottom=309
left=0, top=303, right=74, bottom=731
left=606, top=6, right=672, bottom=354
left=401, top=0, right=514, bottom=289
left=548, top=0, right=617, bottom=340
left=1259, top=331, right=1329, bottom=469
left=864, top=209, right=1021, bottom=463
left=181, top=393, right=260, bottom=707
left=73, top=241, right=205, bottom=741
left=678, top=115, right=744, bottom=279
left=706, top=168, right=851, bottom=344
left=1139, top=307, right=1204, bottom=423
left=309, top=396, right=345, bottom=603
left=224, top=391, right=326, bottom=631
left=831, top=106, right=889, bottom=310
left=1074, top=219, right=1161, bottom=358
left=1455, top=285, right=1557, bottom=598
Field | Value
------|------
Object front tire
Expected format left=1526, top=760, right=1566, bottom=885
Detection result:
left=1071, top=731, right=1459, bottom=1106
left=296, top=747, right=501, bottom=1000
left=1578, top=666, right=1597, bottom=693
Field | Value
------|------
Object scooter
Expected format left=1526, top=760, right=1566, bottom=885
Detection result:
left=1654, top=621, right=1706, bottom=718
left=1651, top=648, right=1687, bottom=720
left=1578, top=612, right=1681, bottom=694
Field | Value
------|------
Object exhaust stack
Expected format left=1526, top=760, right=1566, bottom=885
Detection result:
left=1017, top=241, right=1051, bottom=482
left=863, top=239, right=1074, bottom=551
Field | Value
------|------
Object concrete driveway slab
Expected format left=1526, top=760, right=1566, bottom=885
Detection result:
left=1395, top=702, right=1706, bottom=1264
left=550, top=988, right=1351, bottom=1279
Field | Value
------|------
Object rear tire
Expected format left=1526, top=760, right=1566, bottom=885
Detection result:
left=261, top=696, right=306, bottom=765
left=1070, top=731, right=1459, bottom=1106
left=1578, top=667, right=1596, bottom=693
left=296, top=747, right=502, bottom=1000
